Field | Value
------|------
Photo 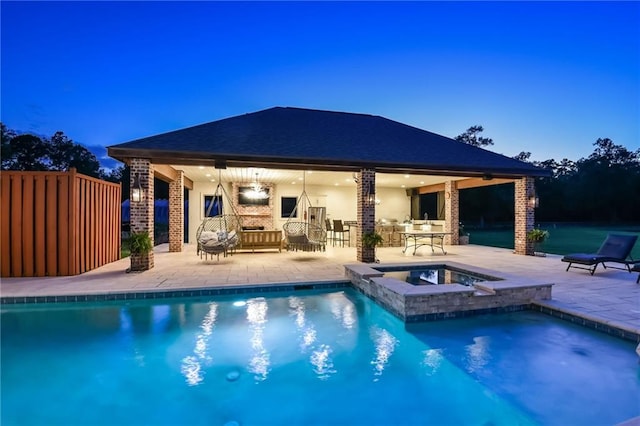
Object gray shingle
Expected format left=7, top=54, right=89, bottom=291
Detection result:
left=109, top=106, right=547, bottom=176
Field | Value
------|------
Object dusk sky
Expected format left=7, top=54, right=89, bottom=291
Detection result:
left=2, top=1, right=638, bottom=170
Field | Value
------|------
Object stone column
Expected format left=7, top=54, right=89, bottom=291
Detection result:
left=130, top=158, right=154, bottom=270
left=168, top=170, right=184, bottom=252
left=444, top=180, right=459, bottom=245
left=357, top=169, right=376, bottom=263
left=515, top=177, right=535, bottom=255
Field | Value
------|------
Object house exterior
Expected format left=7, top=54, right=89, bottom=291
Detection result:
left=107, top=107, right=549, bottom=268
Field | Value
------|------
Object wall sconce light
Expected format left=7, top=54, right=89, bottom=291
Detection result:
left=528, top=193, right=540, bottom=208
left=365, top=181, right=376, bottom=206
left=131, top=172, right=144, bottom=203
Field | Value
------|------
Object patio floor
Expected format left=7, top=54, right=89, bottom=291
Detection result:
left=2, top=243, right=639, bottom=341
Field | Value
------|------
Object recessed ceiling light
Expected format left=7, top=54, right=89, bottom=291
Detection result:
left=210, top=179, right=215, bottom=182
left=205, top=174, right=211, bottom=177
left=420, top=181, right=425, bottom=185
left=401, top=185, right=406, bottom=188
left=404, top=175, right=410, bottom=178
left=199, top=166, right=204, bottom=170
left=298, top=177, right=303, bottom=181
left=334, top=183, right=339, bottom=186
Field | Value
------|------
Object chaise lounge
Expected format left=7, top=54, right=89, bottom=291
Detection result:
left=561, top=233, right=637, bottom=275
left=632, top=263, right=640, bottom=283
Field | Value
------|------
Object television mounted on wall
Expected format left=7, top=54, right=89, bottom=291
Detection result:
left=238, top=186, right=270, bottom=205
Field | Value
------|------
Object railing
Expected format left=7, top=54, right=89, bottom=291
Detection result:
left=1, top=169, right=121, bottom=277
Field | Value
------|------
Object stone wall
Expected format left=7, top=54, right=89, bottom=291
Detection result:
left=345, top=262, right=552, bottom=322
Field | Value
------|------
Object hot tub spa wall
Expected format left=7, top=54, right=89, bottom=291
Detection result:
left=345, top=265, right=552, bottom=321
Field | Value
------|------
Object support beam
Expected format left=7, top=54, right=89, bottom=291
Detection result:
left=514, top=177, right=535, bottom=255
left=444, top=181, right=459, bottom=245
left=130, top=159, right=155, bottom=271
left=455, top=177, right=515, bottom=190
left=168, top=170, right=184, bottom=252
left=357, top=169, right=376, bottom=263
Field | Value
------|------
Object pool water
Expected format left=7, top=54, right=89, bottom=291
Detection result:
left=2, top=289, right=639, bottom=425
left=382, top=266, right=500, bottom=286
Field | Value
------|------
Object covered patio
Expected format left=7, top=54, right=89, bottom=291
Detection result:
left=107, top=107, right=548, bottom=269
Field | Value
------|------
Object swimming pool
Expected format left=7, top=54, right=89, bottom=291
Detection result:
left=2, top=288, right=638, bottom=425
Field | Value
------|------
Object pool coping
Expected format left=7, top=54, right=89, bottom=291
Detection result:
left=0, top=280, right=351, bottom=305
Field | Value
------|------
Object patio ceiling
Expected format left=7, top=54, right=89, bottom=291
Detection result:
left=173, top=165, right=473, bottom=190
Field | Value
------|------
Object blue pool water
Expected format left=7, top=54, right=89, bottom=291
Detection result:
left=2, top=289, right=639, bottom=425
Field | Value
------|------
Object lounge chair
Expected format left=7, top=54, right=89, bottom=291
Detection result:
left=561, top=233, right=637, bottom=275
left=632, top=263, right=640, bottom=284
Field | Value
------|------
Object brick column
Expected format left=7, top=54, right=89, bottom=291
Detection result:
left=357, top=169, right=376, bottom=263
left=444, top=180, right=459, bottom=245
left=515, top=177, right=535, bottom=255
left=130, top=158, right=154, bottom=270
left=168, top=170, right=184, bottom=252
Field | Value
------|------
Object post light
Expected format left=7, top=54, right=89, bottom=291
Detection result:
left=366, top=181, right=376, bottom=206
left=132, top=172, right=143, bottom=203
left=528, top=193, right=539, bottom=208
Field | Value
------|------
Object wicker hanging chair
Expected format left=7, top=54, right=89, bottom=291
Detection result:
left=196, top=174, right=243, bottom=260
left=283, top=173, right=326, bottom=252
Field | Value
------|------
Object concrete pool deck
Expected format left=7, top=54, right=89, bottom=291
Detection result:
left=1, top=243, right=639, bottom=341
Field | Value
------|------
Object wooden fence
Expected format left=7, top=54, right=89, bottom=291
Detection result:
left=1, top=169, right=121, bottom=277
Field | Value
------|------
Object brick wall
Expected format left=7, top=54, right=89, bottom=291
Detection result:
left=130, top=159, right=154, bottom=270
left=168, top=170, right=184, bottom=252
left=357, top=169, right=376, bottom=263
left=515, top=177, right=535, bottom=255
left=444, top=180, right=459, bottom=245
left=232, top=183, right=274, bottom=229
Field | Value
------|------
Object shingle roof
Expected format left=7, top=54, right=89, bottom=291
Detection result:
left=108, top=106, right=548, bottom=177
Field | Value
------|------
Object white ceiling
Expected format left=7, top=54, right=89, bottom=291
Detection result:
left=173, top=165, right=465, bottom=189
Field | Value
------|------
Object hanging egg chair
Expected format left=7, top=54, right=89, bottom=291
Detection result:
left=196, top=171, right=242, bottom=260
left=283, top=172, right=326, bottom=252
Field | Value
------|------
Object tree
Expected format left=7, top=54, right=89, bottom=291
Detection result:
left=1, top=125, right=102, bottom=178
left=49, top=131, right=102, bottom=177
left=1, top=133, right=49, bottom=171
left=513, top=151, right=531, bottom=162
left=455, top=125, right=494, bottom=147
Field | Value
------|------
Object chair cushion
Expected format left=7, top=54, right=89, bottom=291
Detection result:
left=199, top=231, right=218, bottom=244
left=561, top=253, right=607, bottom=265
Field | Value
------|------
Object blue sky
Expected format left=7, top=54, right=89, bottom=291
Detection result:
left=2, top=1, right=638, bottom=170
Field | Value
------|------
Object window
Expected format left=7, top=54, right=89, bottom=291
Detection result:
left=281, top=197, right=297, bottom=218
left=203, top=195, right=223, bottom=218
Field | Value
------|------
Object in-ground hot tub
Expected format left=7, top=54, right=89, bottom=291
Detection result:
left=377, top=264, right=502, bottom=286
left=344, top=261, right=553, bottom=322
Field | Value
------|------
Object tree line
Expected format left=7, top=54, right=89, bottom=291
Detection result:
left=3, top=123, right=639, bottom=224
left=454, top=126, right=640, bottom=225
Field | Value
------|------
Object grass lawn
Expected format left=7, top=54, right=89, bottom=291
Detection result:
left=468, top=223, right=640, bottom=260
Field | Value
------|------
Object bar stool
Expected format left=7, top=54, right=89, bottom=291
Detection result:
left=325, top=219, right=334, bottom=245
left=333, top=220, right=350, bottom=247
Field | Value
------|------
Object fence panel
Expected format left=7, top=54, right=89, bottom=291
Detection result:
left=1, top=170, right=121, bottom=277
